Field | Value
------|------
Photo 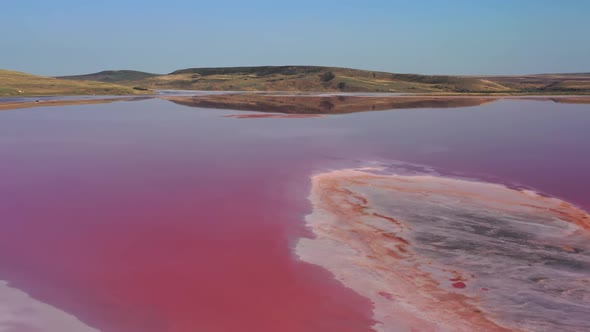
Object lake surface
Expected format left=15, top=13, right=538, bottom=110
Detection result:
left=0, top=97, right=588, bottom=331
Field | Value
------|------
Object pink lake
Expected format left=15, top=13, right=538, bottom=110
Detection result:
left=0, top=97, right=589, bottom=331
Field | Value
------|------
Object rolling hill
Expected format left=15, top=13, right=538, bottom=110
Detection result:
left=5, top=66, right=590, bottom=96
left=61, top=66, right=590, bottom=94
left=131, top=66, right=514, bottom=93
left=57, top=66, right=515, bottom=93
left=59, top=70, right=160, bottom=83
left=0, top=69, right=152, bottom=96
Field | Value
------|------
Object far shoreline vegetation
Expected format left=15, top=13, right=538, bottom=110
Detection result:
left=2, top=66, right=590, bottom=97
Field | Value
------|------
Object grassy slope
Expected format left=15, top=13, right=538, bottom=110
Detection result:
left=474, top=73, right=590, bottom=93
left=120, top=66, right=513, bottom=93
left=0, top=69, right=152, bottom=97
left=126, top=67, right=590, bottom=94
left=42, top=66, right=590, bottom=94
left=58, top=70, right=160, bottom=83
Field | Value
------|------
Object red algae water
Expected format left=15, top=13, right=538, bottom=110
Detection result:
left=0, top=98, right=589, bottom=331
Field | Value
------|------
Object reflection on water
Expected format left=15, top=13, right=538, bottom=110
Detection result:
left=165, top=94, right=497, bottom=114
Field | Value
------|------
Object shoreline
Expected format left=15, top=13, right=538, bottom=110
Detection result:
left=296, top=168, right=590, bottom=331
left=1, top=93, right=589, bottom=112
left=0, top=97, right=136, bottom=111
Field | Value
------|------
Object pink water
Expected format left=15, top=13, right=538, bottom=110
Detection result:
left=0, top=98, right=588, bottom=331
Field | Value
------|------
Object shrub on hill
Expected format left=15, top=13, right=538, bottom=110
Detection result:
left=320, top=71, right=336, bottom=82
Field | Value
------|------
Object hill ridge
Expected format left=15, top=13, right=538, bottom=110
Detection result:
left=11, top=66, right=590, bottom=94
left=0, top=69, right=151, bottom=96
left=59, top=70, right=160, bottom=83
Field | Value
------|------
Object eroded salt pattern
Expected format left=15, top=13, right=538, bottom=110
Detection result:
left=297, top=168, right=590, bottom=332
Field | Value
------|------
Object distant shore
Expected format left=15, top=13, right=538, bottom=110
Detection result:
left=2, top=92, right=590, bottom=112
left=0, top=97, right=136, bottom=111
left=55, top=66, right=590, bottom=95
left=5, top=66, right=590, bottom=97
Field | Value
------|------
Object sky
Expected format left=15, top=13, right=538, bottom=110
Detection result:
left=1, top=0, right=589, bottom=76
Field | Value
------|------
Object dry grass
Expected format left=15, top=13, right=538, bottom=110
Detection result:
left=98, top=66, right=519, bottom=93
left=13, top=66, right=590, bottom=95
left=0, top=69, right=152, bottom=96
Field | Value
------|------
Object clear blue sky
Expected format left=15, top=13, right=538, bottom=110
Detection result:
left=1, top=0, right=589, bottom=76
